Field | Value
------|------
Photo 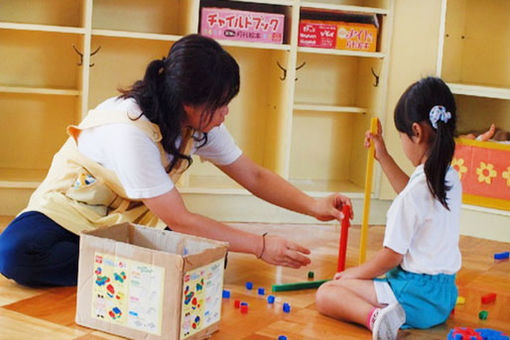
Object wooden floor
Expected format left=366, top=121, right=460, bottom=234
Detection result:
left=0, top=218, right=509, bottom=340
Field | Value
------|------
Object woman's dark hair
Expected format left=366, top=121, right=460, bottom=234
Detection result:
left=119, top=34, right=240, bottom=172
left=394, top=77, right=457, bottom=209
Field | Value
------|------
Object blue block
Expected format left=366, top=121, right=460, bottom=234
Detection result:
left=222, top=289, right=230, bottom=298
left=278, top=336, right=287, bottom=340
left=283, top=302, right=291, bottom=313
left=240, top=302, right=248, bottom=307
left=267, top=295, right=275, bottom=304
left=245, top=281, right=253, bottom=290
left=494, top=251, right=510, bottom=260
left=258, top=287, right=265, bottom=296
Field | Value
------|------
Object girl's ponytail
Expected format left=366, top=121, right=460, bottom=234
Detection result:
left=425, top=106, right=456, bottom=209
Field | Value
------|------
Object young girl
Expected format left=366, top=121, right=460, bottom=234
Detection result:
left=316, top=77, right=461, bottom=339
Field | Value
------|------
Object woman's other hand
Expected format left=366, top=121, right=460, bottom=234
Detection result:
left=260, top=235, right=311, bottom=269
left=313, top=193, right=352, bottom=222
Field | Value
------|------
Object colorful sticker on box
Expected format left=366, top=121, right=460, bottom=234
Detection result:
left=92, top=252, right=165, bottom=335
left=181, top=258, right=224, bottom=339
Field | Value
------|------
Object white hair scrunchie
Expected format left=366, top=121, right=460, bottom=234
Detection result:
left=429, top=105, right=451, bottom=129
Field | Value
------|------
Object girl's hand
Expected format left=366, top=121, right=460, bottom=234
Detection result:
left=364, top=119, right=388, bottom=161
left=260, top=235, right=311, bottom=269
left=334, top=267, right=362, bottom=280
left=313, top=193, right=352, bottom=222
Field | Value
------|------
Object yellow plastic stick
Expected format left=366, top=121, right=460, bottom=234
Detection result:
left=359, top=117, right=378, bottom=264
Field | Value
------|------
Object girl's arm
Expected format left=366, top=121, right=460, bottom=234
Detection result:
left=143, top=188, right=311, bottom=268
left=365, top=120, right=409, bottom=194
left=335, top=247, right=403, bottom=280
left=217, top=154, right=352, bottom=221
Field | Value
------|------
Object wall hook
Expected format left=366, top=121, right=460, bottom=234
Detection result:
left=295, top=61, right=306, bottom=81
left=72, top=45, right=102, bottom=67
left=276, top=61, right=287, bottom=81
left=371, top=67, right=380, bottom=87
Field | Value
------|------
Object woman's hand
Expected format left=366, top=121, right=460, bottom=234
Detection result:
left=260, top=235, right=311, bottom=269
left=333, top=266, right=362, bottom=280
left=313, top=193, right=352, bottom=222
left=364, top=119, right=388, bottom=161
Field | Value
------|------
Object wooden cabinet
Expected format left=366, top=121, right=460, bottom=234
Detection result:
left=0, top=0, right=394, bottom=216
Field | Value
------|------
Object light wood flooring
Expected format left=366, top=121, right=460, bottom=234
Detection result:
left=0, top=218, right=509, bottom=340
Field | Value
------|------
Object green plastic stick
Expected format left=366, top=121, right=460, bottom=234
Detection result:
left=272, top=279, right=329, bottom=292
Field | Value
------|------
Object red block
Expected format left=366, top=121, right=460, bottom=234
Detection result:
left=234, top=299, right=240, bottom=308
left=481, top=293, right=497, bottom=304
left=240, top=305, right=248, bottom=314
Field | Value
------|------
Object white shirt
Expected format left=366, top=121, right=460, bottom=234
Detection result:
left=384, top=164, right=462, bottom=275
left=77, top=97, right=242, bottom=199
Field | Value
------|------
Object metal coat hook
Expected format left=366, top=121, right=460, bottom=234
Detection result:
left=371, top=67, right=380, bottom=87
left=72, top=45, right=102, bottom=67
left=276, top=61, right=307, bottom=81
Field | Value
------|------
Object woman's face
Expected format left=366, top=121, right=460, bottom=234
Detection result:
left=183, top=104, right=229, bottom=133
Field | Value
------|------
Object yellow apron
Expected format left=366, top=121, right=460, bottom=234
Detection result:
left=24, top=108, right=193, bottom=234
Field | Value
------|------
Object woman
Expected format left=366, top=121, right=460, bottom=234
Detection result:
left=0, top=34, right=350, bottom=287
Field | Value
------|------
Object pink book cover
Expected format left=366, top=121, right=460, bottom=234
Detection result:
left=201, top=7, right=284, bottom=44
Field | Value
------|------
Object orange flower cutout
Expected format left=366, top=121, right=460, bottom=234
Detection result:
left=476, top=162, right=497, bottom=184
left=451, top=157, right=468, bottom=180
left=503, top=166, right=510, bottom=187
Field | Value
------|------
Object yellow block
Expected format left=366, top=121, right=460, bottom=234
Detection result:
left=456, top=296, right=465, bottom=305
left=359, top=117, right=378, bottom=264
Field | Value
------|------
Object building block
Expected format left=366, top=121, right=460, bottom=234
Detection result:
left=278, top=336, right=287, bottom=340
left=272, top=279, right=329, bottom=292
left=222, top=289, right=230, bottom=298
left=456, top=296, right=465, bottom=305
left=360, top=117, right=378, bottom=264
left=234, top=299, right=240, bottom=308
left=245, top=281, right=253, bottom=290
left=267, top=295, right=275, bottom=304
left=494, top=251, right=509, bottom=260
left=481, top=293, right=497, bottom=304
left=337, top=204, right=351, bottom=272
left=258, top=287, right=265, bottom=296
left=476, top=328, right=509, bottom=340
left=240, top=305, right=248, bottom=314
left=308, top=271, right=314, bottom=279
left=283, top=302, right=291, bottom=313
left=479, top=310, right=488, bottom=320
left=240, top=302, right=248, bottom=307
left=447, top=327, right=482, bottom=340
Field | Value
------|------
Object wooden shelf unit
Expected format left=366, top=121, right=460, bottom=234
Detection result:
left=0, top=0, right=394, bottom=215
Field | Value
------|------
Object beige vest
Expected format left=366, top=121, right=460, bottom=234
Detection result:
left=24, top=108, right=193, bottom=234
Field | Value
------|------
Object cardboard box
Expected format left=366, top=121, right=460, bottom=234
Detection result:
left=298, top=20, right=337, bottom=49
left=453, top=138, right=510, bottom=211
left=335, top=21, right=378, bottom=52
left=75, top=223, right=228, bottom=340
left=200, top=7, right=284, bottom=44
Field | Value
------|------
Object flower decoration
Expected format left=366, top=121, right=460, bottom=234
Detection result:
left=502, top=166, right=510, bottom=187
left=451, top=157, right=468, bottom=180
left=476, top=162, right=497, bottom=184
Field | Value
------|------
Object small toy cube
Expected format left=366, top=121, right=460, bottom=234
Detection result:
left=258, top=287, right=265, bottom=296
left=240, top=302, right=248, bottom=307
left=283, top=302, right=291, bottom=313
left=222, top=289, right=230, bottom=298
left=234, top=299, right=241, bottom=308
left=479, top=310, right=488, bottom=320
left=308, top=271, right=314, bottom=279
left=494, top=251, right=509, bottom=260
left=456, top=296, right=465, bottom=305
left=267, top=295, right=275, bottom=304
left=245, top=281, right=253, bottom=290
left=278, top=336, right=287, bottom=340
left=240, top=305, right=248, bottom=314
left=481, top=293, right=496, bottom=304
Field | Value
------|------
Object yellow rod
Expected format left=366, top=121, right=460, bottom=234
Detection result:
left=359, top=117, right=378, bottom=264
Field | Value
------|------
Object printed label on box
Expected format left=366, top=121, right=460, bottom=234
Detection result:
left=298, top=21, right=337, bottom=49
left=201, top=7, right=284, bottom=44
left=92, top=252, right=165, bottom=335
left=180, top=258, right=224, bottom=339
